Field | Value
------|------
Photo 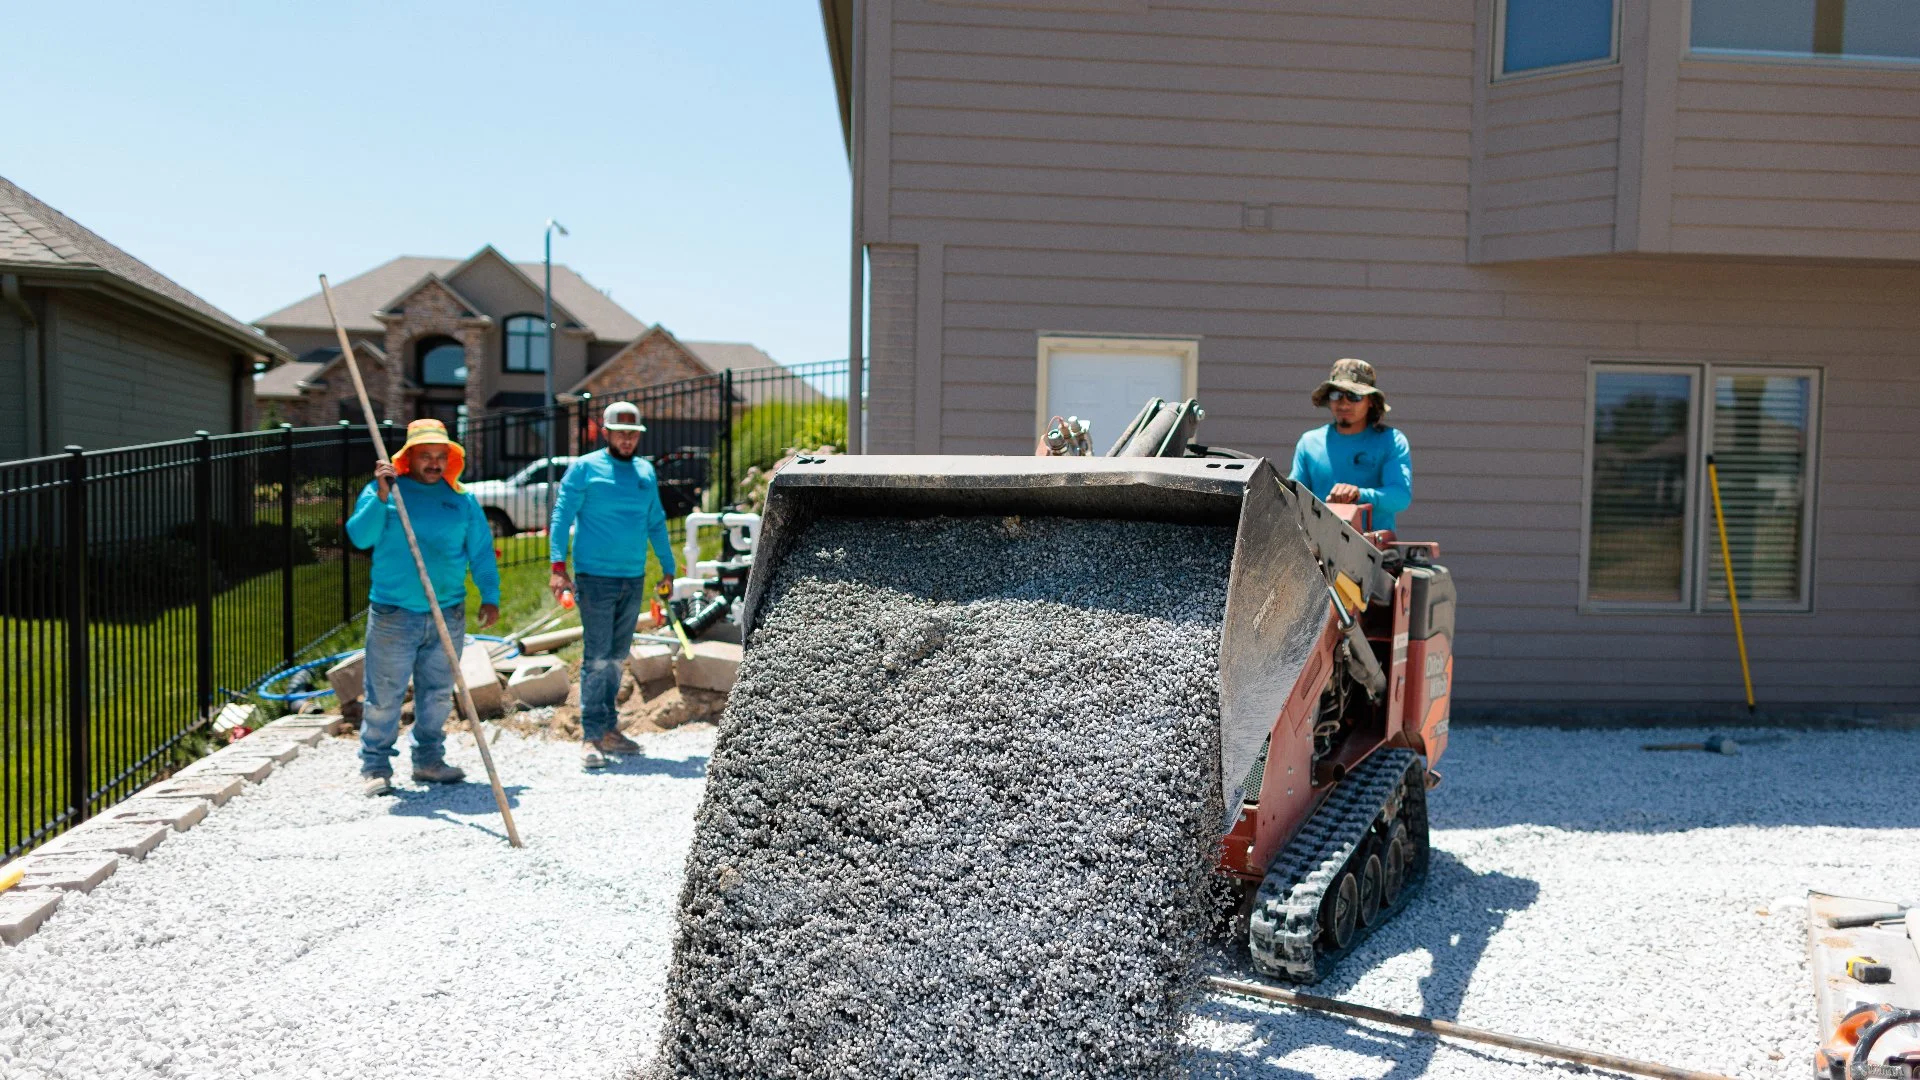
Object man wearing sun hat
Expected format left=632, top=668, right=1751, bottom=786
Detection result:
left=345, top=418, right=500, bottom=796
left=548, top=401, right=678, bottom=769
left=1288, top=358, right=1413, bottom=532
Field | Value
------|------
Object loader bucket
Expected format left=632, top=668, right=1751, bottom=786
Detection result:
left=739, top=455, right=1330, bottom=823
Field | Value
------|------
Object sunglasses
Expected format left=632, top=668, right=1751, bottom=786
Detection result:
left=1325, top=390, right=1369, bottom=404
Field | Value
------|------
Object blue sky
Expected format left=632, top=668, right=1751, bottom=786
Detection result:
left=1, top=2, right=851, bottom=365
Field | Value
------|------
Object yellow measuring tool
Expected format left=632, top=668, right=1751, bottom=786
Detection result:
left=1705, top=455, right=1756, bottom=715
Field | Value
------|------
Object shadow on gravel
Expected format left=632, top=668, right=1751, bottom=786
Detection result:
left=1435, top=729, right=1920, bottom=833
left=388, top=782, right=531, bottom=841
left=1188, top=851, right=1539, bottom=1079
left=598, top=754, right=709, bottom=780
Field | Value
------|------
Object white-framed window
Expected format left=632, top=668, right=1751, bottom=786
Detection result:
left=1035, top=335, right=1198, bottom=453
left=1494, top=0, right=1621, bottom=80
left=1689, top=0, right=1920, bottom=66
left=1581, top=362, right=1821, bottom=613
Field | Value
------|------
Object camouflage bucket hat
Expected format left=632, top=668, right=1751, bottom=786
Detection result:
left=1311, top=357, right=1390, bottom=413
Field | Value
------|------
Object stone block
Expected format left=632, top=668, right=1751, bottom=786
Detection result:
left=149, top=774, right=244, bottom=805
left=37, top=822, right=169, bottom=861
left=178, top=754, right=274, bottom=783
left=15, top=853, right=119, bottom=893
left=459, top=641, right=506, bottom=717
left=258, top=718, right=329, bottom=746
left=226, top=737, right=302, bottom=763
left=506, top=657, right=570, bottom=708
left=628, top=642, right=676, bottom=685
left=100, top=796, right=211, bottom=833
left=326, top=651, right=366, bottom=707
left=674, top=641, right=742, bottom=693
left=0, top=889, right=62, bottom=945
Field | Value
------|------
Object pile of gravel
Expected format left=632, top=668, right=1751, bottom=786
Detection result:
left=650, top=515, right=1238, bottom=1080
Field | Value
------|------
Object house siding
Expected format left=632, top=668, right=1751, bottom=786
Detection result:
left=52, top=292, right=235, bottom=446
left=1474, top=68, right=1621, bottom=262
left=1668, top=61, right=1920, bottom=261
left=0, top=306, right=25, bottom=459
left=870, top=0, right=1920, bottom=713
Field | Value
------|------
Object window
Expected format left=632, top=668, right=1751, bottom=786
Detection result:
left=418, top=337, right=467, bottom=387
left=504, top=314, right=549, bottom=373
left=1691, top=0, right=1920, bottom=64
left=1496, top=0, right=1619, bottom=78
left=1583, top=363, right=1820, bottom=612
left=1035, top=335, right=1198, bottom=453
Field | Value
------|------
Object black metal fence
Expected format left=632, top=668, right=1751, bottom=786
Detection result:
left=0, top=359, right=848, bottom=862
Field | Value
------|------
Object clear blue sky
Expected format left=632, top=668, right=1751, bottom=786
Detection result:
left=1, top=1, right=851, bottom=365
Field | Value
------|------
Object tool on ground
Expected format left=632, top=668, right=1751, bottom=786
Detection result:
left=1207, top=976, right=1739, bottom=1080
left=1705, top=455, right=1757, bottom=715
left=1809, top=892, right=1920, bottom=1079
left=487, top=601, right=569, bottom=661
left=0, top=864, right=21, bottom=893
left=740, top=395, right=1455, bottom=982
left=319, top=274, right=521, bottom=849
left=1643, top=735, right=1742, bottom=755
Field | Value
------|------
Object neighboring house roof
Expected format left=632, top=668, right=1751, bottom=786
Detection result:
left=567, top=324, right=719, bottom=395
left=684, top=340, right=825, bottom=406
left=256, top=250, right=645, bottom=342
left=0, top=175, right=291, bottom=361
left=684, top=340, right=779, bottom=372
left=254, top=360, right=325, bottom=399
left=276, top=340, right=412, bottom=394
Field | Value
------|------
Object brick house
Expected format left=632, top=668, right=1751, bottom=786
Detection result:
left=0, top=175, right=291, bottom=457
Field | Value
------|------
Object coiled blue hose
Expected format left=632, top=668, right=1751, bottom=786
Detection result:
left=250, top=635, right=519, bottom=701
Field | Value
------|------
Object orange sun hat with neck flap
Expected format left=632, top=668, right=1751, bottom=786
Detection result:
left=390, top=418, right=467, bottom=493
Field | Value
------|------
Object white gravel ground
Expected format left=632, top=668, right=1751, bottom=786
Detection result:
left=2, top=723, right=1914, bottom=1080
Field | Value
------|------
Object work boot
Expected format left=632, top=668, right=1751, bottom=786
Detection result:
left=362, top=772, right=393, bottom=797
left=581, top=741, right=607, bottom=770
left=411, top=761, right=467, bottom=785
left=596, top=731, right=643, bottom=756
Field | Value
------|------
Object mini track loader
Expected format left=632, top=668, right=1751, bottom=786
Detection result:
left=738, top=399, right=1455, bottom=982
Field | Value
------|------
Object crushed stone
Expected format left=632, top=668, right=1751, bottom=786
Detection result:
left=648, top=515, right=1238, bottom=1080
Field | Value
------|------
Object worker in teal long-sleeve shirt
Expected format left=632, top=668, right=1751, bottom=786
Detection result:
left=548, top=401, right=678, bottom=769
left=1288, top=358, right=1413, bottom=533
left=345, top=419, right=499, bottom=796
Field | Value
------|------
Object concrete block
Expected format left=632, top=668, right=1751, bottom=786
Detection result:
left=15, top=853, right=119, bottom=893
left=149, top=774, right=244, bottom=806
left=271, top=714, right=336, bottom=731
left=225, top=737, right=302, bottom=763
left=0, top=889, right=62, bottom=945
left=674, top=641, right=742, bottom=693
left=628, top=642, right=676, bottom=685
left=326, top=651, right=365, bottom=707
left=258, top=718, right=328, bottom=745
left=506, top=656, right=570, bottom=708
left=38, top=822, right=169, bottom=861
left=178, top=754, right=274, bottom=783
left=100, top=796, right=211, bottom=833
left=460, top=641, right=506, bottom=717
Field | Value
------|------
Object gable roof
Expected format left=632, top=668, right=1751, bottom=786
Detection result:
left=567, top=324, right=718, bottom=394
left=684, top=340, right=780, bottom=372
left=253, top=360, right=326, bottom=399
left=256, top=250, right=645, bottom=342
left=0, top=175, right=291, bottom=361
left=377, top=271, right=491, bottom=323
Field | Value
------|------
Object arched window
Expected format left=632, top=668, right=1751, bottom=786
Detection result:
left=417, top=336, right=467, bottom=387
left=504, top=314, right=549, bottom=373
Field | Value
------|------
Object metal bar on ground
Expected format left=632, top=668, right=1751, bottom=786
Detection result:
left=319, top=274, right=522, bottom=848
left=1205, top=976, right=1738, bottom=1080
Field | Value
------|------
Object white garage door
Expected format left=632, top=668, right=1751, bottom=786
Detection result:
left=1042, top=345, right=1192, bottom=454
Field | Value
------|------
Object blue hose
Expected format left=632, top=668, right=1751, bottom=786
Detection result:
left=251, top=634, right=519, bottom=701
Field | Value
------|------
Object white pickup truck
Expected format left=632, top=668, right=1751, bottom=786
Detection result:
left=465, top=450, right=710, bottom=536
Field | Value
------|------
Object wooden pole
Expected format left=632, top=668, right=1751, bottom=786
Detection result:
left=1205, top=977, right=1739, bottom=1080
left=1706, top=455, right=1757, bottom=714
left=320, top=275, right=522, bottom=848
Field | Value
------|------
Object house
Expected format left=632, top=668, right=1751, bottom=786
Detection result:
left=817, top=1, right=1920, bottom=720
left=0, top=175, right=291, bottom=458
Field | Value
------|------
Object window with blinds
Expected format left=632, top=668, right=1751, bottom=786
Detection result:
left=1584, top=364, right=1819, bottom=612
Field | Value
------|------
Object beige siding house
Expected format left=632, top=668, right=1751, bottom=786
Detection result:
left=819, top=0, right=1920, bottom=719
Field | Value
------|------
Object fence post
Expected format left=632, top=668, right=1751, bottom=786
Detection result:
left=719, top=370, right=734, bottom=508
left=62, top=445, right=90, bottom=825
left=281, top=423, right=295, bottom=667
left=338, top=421, right=353, bottom=627
left=195, top=431, right=213, bottom=720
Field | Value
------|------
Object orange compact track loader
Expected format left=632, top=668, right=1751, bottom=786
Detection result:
left=740, top=399, right=1454, bottom=982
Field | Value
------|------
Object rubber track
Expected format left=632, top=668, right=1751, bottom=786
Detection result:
left=1246, top=748, right=1422, bottom=983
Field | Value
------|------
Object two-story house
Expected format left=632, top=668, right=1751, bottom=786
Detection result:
left=820, top=0, right=1920, bottom=720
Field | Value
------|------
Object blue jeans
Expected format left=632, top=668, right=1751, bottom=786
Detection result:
left=575, top=573, right=646, bottom=742
left=359, top=602, right=462, bottom=775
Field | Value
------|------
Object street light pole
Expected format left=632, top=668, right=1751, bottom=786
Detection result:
left=543, top=219, right=569, bottom=493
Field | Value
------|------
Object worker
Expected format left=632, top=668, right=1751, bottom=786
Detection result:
left=548, top=401, right=678, bottom=769
left=346, top=418, right=499, bottom=797
left=1288, top=358, right=1413, bottom=533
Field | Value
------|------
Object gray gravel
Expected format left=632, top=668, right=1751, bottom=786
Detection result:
left=1, top=698, right=1912, bottom=1078
left=651, top=516, right=1238, bottom=1080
